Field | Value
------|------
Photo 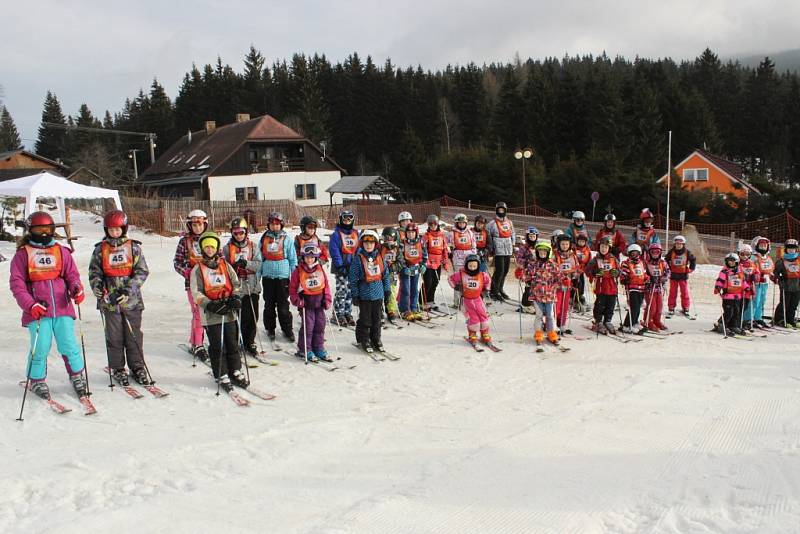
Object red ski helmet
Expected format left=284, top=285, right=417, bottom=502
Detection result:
left=103, top=209, right=128, bottom=237
left=25, top=211, right=55, bottom=232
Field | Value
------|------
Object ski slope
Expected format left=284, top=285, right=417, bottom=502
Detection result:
left=1, top=211, right=800, bottom=533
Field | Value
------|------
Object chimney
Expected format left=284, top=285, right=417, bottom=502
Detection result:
left=236, top=113, right=250, bottom=123
left=205, top=121, right=216, bottom=134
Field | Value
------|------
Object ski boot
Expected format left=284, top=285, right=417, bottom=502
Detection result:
left=132, top=367, right=151, bottom=386
left=360, top=341, right=374, bottom=353
left=681, top=308, right=692, bottom=318
left=314, top=349, right=333, bottom=362
left=387, top=311, right=400, bottom=321
left=267, top=330, right=277, bottom=341
left=413, top=310, right=424, bottom=321
left=192, top=345, right=209, bottom=363
left=594, top=322, right=608, bottom=335
left=403, top=311, right=416, bottom=322
left=218, top=374, right=234, bottom=393
left=373, top=341, right=385, bottom=353
left=345, top=315, right=356, bottom=327
left=480, top=329, right=492, bottom=344
left=666, top=309, right=675, bottom=318
left=112, top=368, right=130, bottom=386
left=245, top=343, right=258, bottom=356
left=547, top=330, right=560, bottom=345
left=604, top=322, right=616, bottom=335
left=230, top=369, right=250, bottom=388
left=70, top=373, right=88, bottom=397
left=30, top=380, right=50, bottom=400
left=283, top=330, right=296, bottom=343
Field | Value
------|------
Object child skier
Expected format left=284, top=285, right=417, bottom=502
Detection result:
left=258, top=212, right=297, bottom=342
left=514, top=226, right=539, bottom=309
left=190, top=231, right=247, bottom=390
left=223, top=217, right=262, bottom=354
left=773, top=239, right=800, bottom=328
left=553, top=233, right=580, bottom=334
left=737, top=244, right=760, bottom=331
left=525, top=241, right=561, bottom=349
left=664, top=235, right=697, bottom=318
left=288, top=244, right=332, bottom=361
left=585, top=236, right=620, bottom=334
left=619, top=244, right=650, bottom=333
left=398, top=223, right=428, bottom=320
left=472, top=215, right=490, bottom=272
left=294, top=216, right=330, bottom=265
left=749, top=236, right=774, bottom=328
left=421, top=214, right=449, bottom=311
left=594, top=214, right=626, bottom=257
left=173, top=209, right=209, bottom=361
left=329, top=209, right=358, bottom=327
left=10, top=211, right=89, bottom=400
left=714, top=253, right=749, bottom=335
left=397, top=211, right=413, bottom=240
left=486, top=201, right=515, bottom=301
left=348, top=230, right=391, bottom=353
left=565, top=211, right=592, bottom=247
left=632, top=208, right=660, bottom=249
left=449, top=254, right=493, bottom=346
left=449, top=213, right=476, bottom=273
left=88, top=209, right=151, bottom=385
left=643, top=243, right=670, bottom=332
left=380, top=227, right=402, bottom=321
left=573, top=233, right=593, bottom=309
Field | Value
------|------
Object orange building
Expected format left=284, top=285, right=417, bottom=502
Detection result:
left=657, top=148, right=761, bottom=200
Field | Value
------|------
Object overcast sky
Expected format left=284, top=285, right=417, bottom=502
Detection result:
left=2, top=0, right=798, bottom=149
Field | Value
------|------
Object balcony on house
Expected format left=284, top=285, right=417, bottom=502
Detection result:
left=247, top=143, right=306, bottom=173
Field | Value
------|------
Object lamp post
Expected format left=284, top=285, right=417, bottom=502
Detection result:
left=128, top=149, right=142, bottom=183
left=514, top=147, right=533, bottom=215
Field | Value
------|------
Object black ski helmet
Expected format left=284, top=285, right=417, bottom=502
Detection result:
left=464, top=254, right=481, bottom=275
left=495, top=201, right=507, bottom=217
left=299, top=215, right=318, bottom=234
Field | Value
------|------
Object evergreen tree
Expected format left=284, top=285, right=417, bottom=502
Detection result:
left=35, top=91, right=68, bottom=161
left=0, top=106, right=23, bottom=151
left=145, top=79, right=175, bottom=156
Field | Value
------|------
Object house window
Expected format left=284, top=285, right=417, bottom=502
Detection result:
left=295, top=184, right=316, bottom=200
left=683, top=168, right=708, bottom=182
left=236, top=187, right=259, bottom=201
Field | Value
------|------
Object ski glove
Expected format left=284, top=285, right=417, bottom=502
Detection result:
left=352, top=296, right=360, bottom=307
left=226, top=295, right=242, bottom=311
left=514, top=267, right=524, bottom=280
left=109, top=287, right=129, bottom=305
left=454, top=282, right=463, bottom=292
left=92, top=286, right=105, bottom=299
left=234, top=258, right=248, bottom=270
left=30, top=301, right=48, bottom=320
left=419, top=265, right=427, bottom=275
left=609, top=268, right=619, bottom=278
left=72, top=286, right=85, bottom=305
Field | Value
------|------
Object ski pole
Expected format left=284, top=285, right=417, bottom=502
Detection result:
left=301, top=306, right=309, bottom=364
left=216, top=320, right=225, bottom=396
left=739, top=294, right=746, bottom=331
left=120, top=310, right=154, bottom=385
left=248, top=294, right=267, bottom=354
left=16, top=319, right=41, bottom=422
left=781, top=285, right=787, bottom=327
left=432, top=267, right=453, bottom=316
left=326, top=300, right=342, bottom=360
left=517, top=279, right=523, bottom=340
left=420, top=275, right=430, bottom=320
left=623, top=286, right=633, bottom=332
left=450, top=292, right=462, bottom=344
left=721, top=300, right=729, bottom=339
left=234, top=311, right=251, bottom=383
left=98, top=311, right=115, bottom=390
left=76, top=304, right=91, bottom=396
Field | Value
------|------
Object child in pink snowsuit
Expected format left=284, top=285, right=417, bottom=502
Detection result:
left=449, top=254, right=492, bottom=343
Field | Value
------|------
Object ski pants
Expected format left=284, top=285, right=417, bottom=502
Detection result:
left=622, top=290, right=644, bottom=329
left=521, top=284, right=532, bottom=307
left=262, top=277, right=293, bottom=336
left=593, top=294, right=617, bottom=324
left=744, top=283, right=768, bottom=322
left=298, top=305, right=326, bottom=354
left=186, top=288, right=205, bottom=347
left=533, top=301, right=555, bottom=334
left=491, top=255, right=511, bottom=296
left=333, top=269, right=353, bottom=319
left=644, top=289, right=665, bottom=328
left=461, top=296, right=489, bottom=333
left=239, top=294, right=259, bottom=348
left=205, top=320, right=241, bottom=379
left=421, top=265, right=441, bottom=307
left=555, top=285, right=571, bottom=327
left=668, top=279, right=691, bottom=311
left=722, top=299, right=743, bottom=330
left=399, top=273, right=420, bottom=313
left=26, top=316, right=84, bottom=380
left=384, top=275, right=399, bottom=316
left=102, top=308, right=144, bottom=371
left=356, top=299, right=383, bottom=347
left=576, top=274, right=587, bottom=306
left=774, top=289, right=800, bottom=326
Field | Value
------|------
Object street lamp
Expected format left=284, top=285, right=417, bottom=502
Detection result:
left=128, top=149, right=142, bottom=183
left=514, top=147, right=533, bottom=215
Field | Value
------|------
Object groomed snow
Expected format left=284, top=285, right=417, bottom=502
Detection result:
left=2, top=211, right=799, bottom=533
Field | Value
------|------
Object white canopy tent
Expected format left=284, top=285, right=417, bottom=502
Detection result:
left=0, top=170, right=122, bottom=222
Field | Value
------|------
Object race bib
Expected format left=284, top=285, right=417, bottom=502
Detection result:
left=108, top=249, right=130, bottom=267
left=209, top=272, right=226, bottom=286
left=267, top=242, right=279, bottom=252
left=344, top=237, right=356, bottom=249
left=731, top=277, right=742, bottom=287
left=366, top=262, right=381, bottom=277
left=466, top=279, right=480, bottom=290
left=305, top=276, right=323, bottom=289
left=788, top=264, right=800, bottom=273
left=407, top=248, right=420, bottom=258
left=673, top=257, right=684, bottom=266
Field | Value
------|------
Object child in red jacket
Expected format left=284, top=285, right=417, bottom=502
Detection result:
left=584, top=236, right=620, bottom=334
left=289, top=244, right=333, bottom=361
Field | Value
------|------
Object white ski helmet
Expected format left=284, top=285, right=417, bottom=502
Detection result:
left=186, top=209, right=208, bottom=233
left=360, top=229, right=380, bottom=243
left=453, top=213, right=468, bottom=224
left=397, top=211, right=413, bottom=223
left=673, top=235, right=687, bottom=244
left=737, top=243, right=753, bottom=255
left=751, top=235, right=770, bottom=253
left=725, top=252, right=740, bottom=265
left=627, top=243, right=642, bottom=255
left=572, top=211, right=586, bottom=221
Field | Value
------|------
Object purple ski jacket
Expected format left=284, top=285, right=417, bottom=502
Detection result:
left=9, top=239, right=83, bottom=327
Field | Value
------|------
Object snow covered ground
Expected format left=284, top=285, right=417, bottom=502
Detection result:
left=2, top=210, right=800, bottom=533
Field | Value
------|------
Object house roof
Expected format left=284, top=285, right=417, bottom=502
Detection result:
left=326, top=175, right=400, bottom=195
left=0, top=149, right=69, bottom=171
left=67, top=166, right=104, bottom=182
left=657, top=148, right=761, bottom=195
left=140, top=114, right=344, bottom=183
left=0, top=168, right=65, bottom=182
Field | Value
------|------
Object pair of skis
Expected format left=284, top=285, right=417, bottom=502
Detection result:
left=464, top=337, right=503, bottom=353
left=103, top=367, right=169, bottom=399
left=17, top=381, right=97, bottom=415
left=351, top=343, right=401, bottom=362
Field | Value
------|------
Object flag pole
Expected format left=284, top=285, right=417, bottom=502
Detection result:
left=665, top=130, right=672, bottom=244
